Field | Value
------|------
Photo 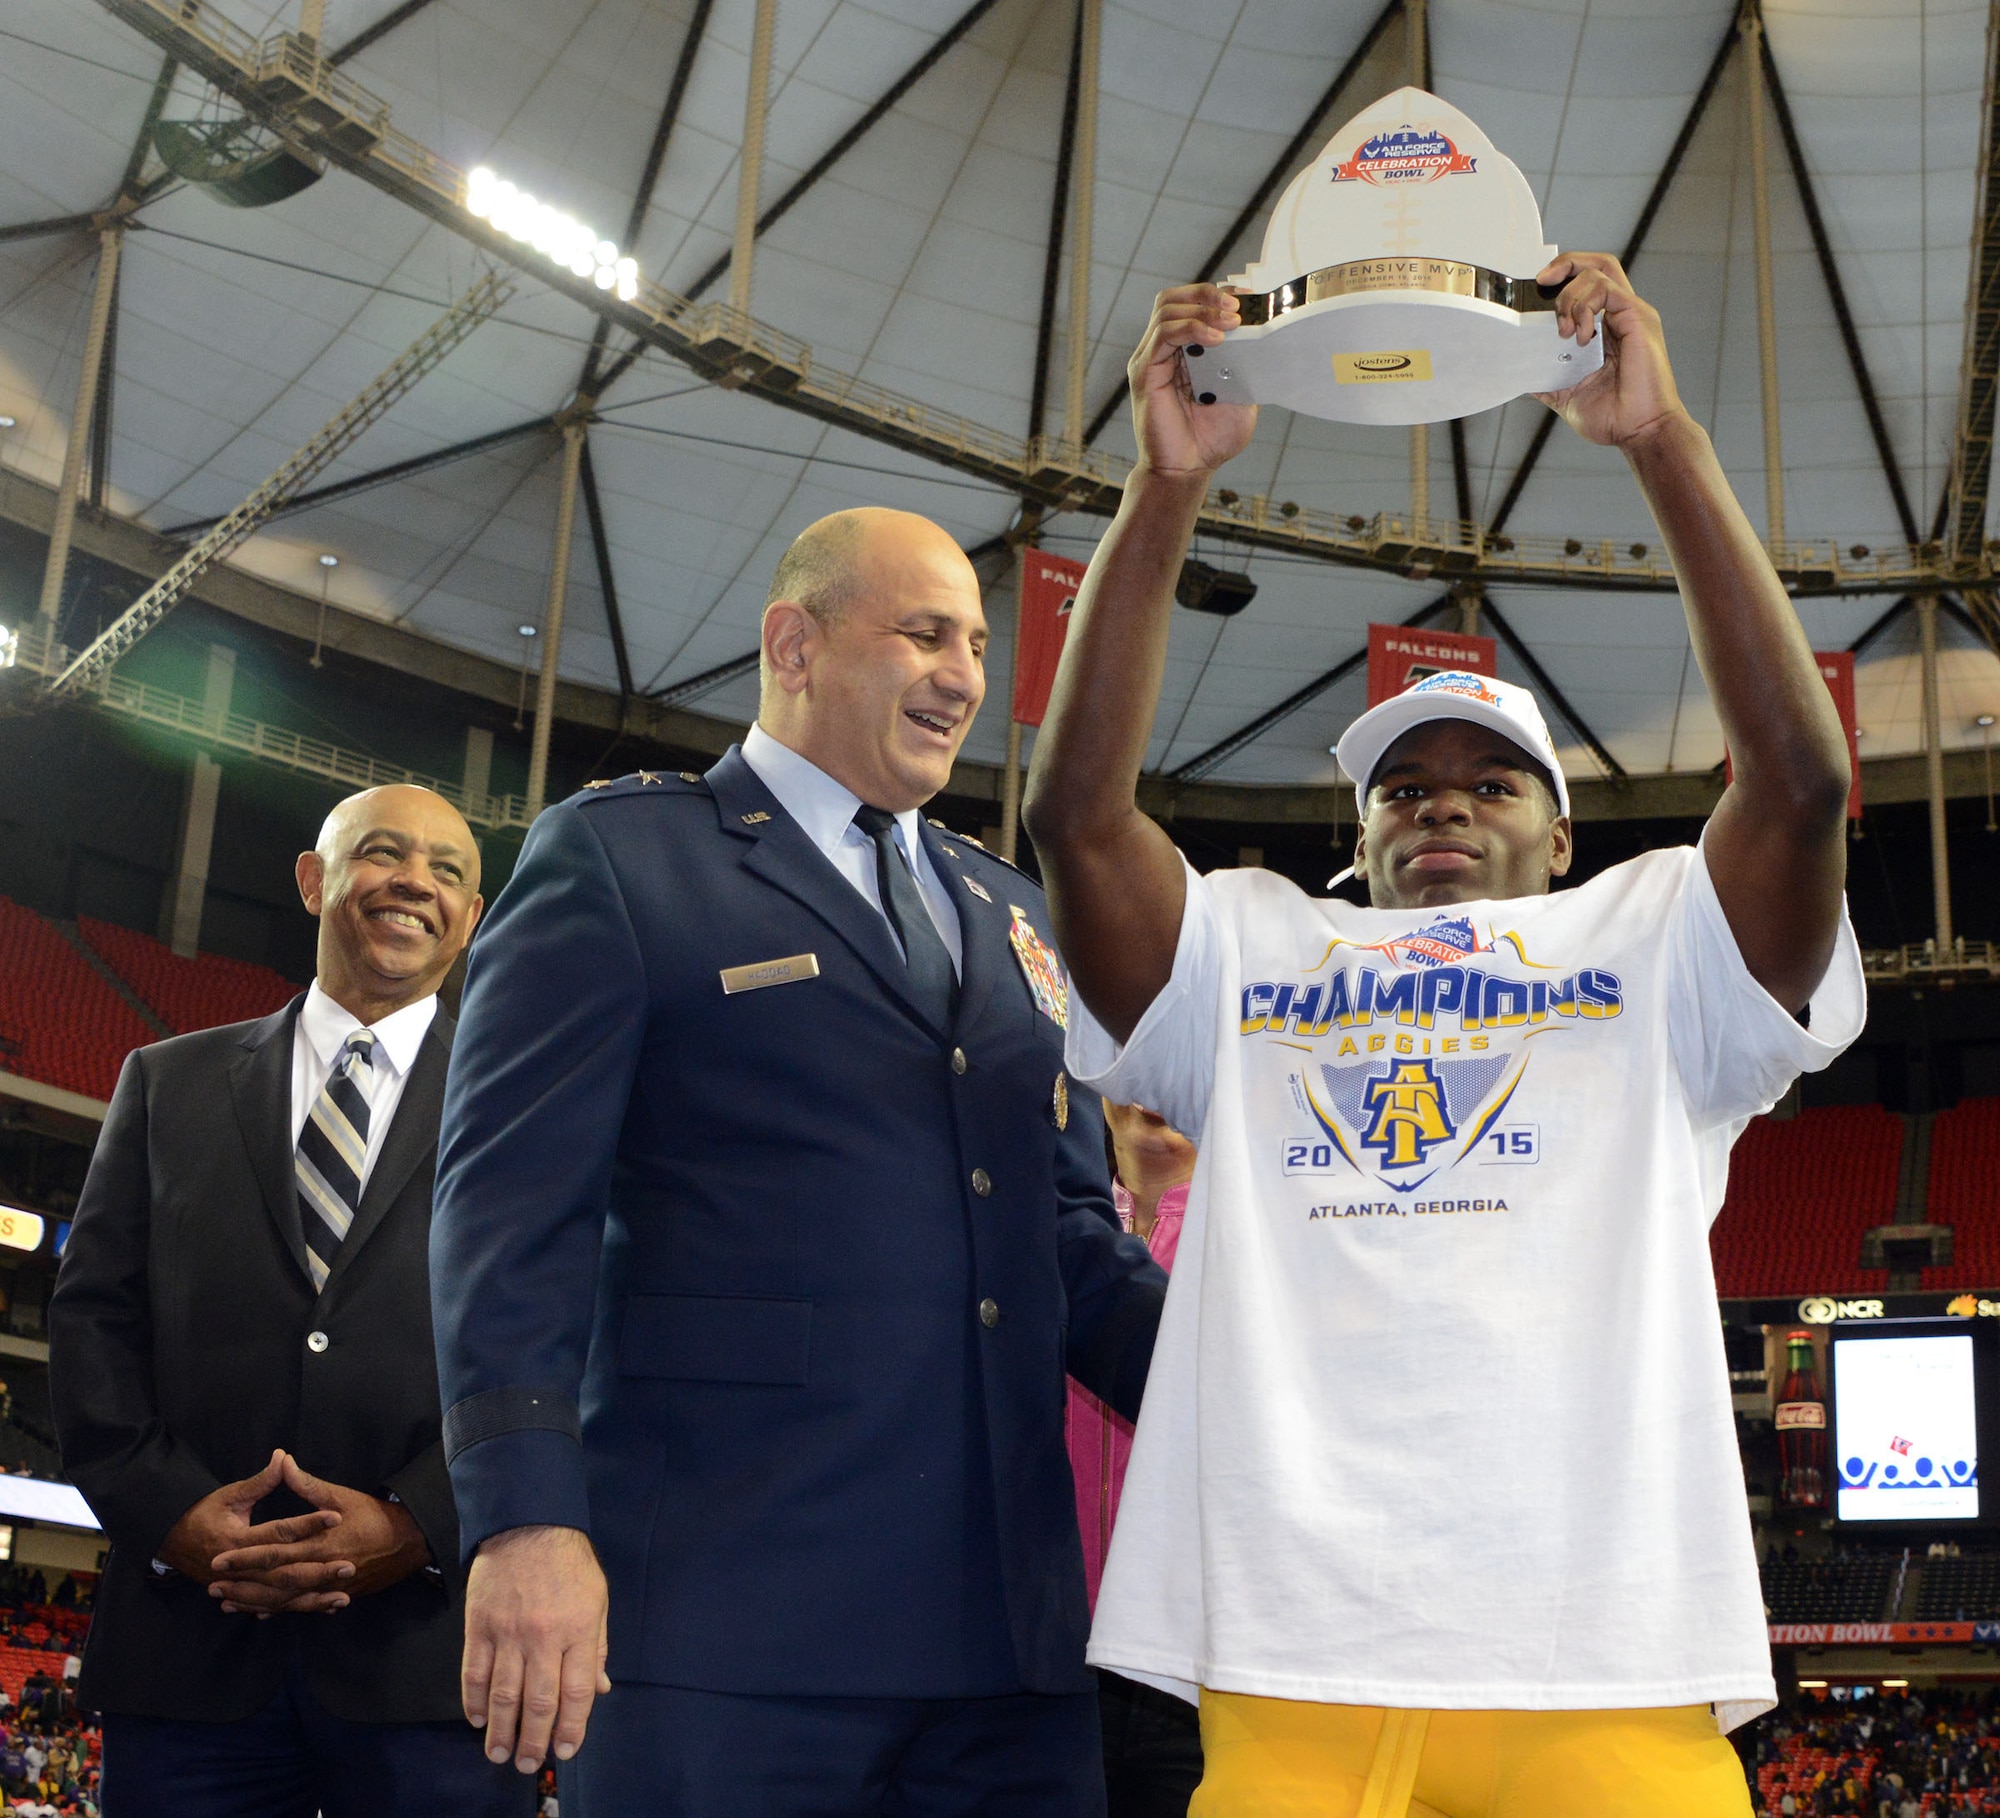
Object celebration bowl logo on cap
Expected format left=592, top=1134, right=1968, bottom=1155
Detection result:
left=1333, top=124, right=1478, bottom=187
left=1409, top=669, right=1505, bottom=705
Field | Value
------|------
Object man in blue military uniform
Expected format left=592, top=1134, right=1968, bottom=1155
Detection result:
left=429, top=506, right=1169, bottom=1816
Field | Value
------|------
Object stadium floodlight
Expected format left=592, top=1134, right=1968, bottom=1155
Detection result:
left=465, top=167, right=640, bottom=301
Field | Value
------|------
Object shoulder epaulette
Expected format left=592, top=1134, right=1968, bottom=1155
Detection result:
left=926, top=818, right=1037, bottom=881
left=576, top=769, right=707, bottom=803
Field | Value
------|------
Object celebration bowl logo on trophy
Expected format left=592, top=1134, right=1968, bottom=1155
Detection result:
left=1184, top=87, right=1604, bottom=426
left=1333, top=125, right=1478, bottom=187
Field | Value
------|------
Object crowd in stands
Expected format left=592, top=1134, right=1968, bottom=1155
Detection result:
left=1748, top=1687, right=2000, bottom=1815
left=0, top=1573, right=100, bottom=1816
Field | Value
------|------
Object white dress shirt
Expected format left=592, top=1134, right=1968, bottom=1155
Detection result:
left=290, top=983, right=439, bottom=1194
left=741, top=722, right=963, bottom=977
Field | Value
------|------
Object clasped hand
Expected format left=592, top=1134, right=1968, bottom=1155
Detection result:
left=158, top=1448, right=430, bottom=1617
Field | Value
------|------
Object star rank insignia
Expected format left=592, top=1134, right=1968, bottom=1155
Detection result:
left=638, top=771, right=661, bottom=785
left=586, top=779, right=611, bottom=789
left=680, top=772, right=701, bottom=783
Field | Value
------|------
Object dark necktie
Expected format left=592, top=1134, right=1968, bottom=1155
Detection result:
left=853, top=805, right=958, bottom=1028
left=296, top=1030, right=374, bottom=1291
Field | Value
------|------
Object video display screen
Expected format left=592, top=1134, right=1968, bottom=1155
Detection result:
left=1834, top=1332, right=1981, bottom=1522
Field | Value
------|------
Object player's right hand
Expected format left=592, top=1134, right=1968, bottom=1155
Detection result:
left=462, top=1524, right=610, bottom=1775
left=1128, top=283, right=1258, bottom=480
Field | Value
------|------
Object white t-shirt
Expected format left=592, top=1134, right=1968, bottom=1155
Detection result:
left=1067, top=841, right=1864, bottom=1730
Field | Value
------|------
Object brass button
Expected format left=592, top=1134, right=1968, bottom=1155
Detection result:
left=978, top=1298, right=1000, bottom=1329
left=951, top=1048, right=967, bottom=1075
left=306, top=1331, right=329, bottom=1354
left=971, top=1168, right=992, bottom=1197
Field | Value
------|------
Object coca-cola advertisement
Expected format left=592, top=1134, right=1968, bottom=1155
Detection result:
left=1775, top=1329, right=1828, bottom=1510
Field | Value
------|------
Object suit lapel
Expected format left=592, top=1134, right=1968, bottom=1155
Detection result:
left=706, top=749, right=946, bottom=1037
left=228, top=997, right=312, bottom=1283
left=323, top=1011, right=453, bottom=1294
left=922, top=821, right=1005, bottom=1035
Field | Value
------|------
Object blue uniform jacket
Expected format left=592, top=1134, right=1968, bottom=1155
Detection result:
left=431, top=749, right=1167, bottom=1698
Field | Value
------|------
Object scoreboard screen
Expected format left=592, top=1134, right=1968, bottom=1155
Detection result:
left=1831, top=1319, right=2000, bottom=1527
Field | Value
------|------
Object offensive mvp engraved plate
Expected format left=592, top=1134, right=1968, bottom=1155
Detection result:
left=720, top=953, right=821, bottom=994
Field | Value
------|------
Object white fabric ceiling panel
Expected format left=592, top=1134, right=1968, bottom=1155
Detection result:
left=2, top=0, right=1997, bottom=788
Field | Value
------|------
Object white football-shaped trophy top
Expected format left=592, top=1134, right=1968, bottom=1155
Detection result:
left=1229, top=86, right=1557, bottom=288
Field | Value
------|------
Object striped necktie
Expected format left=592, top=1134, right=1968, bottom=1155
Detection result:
left=296, top=1030, right=375, bottom=1291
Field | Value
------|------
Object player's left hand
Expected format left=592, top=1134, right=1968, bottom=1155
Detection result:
left=1530, top=253, right=1689, bottom=450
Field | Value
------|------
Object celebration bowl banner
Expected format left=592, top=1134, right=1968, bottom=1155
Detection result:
left=1366, top=623, right=1498, bottom=708
left=1769, top=1622, right=1996, bottom=1646
left=1012, top=549, right=1087, bottom=728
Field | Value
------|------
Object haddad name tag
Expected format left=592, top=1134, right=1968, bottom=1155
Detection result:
left=720, top=953, right=821, bottom=995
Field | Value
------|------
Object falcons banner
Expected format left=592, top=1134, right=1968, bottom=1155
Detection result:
left=1817, top=650, right=1864, bottom=820
left=1366, top=623, right=1498, bottom=707
left=1724, top=653, right=1863, bottom=819
left=1011, top=549, right=1087, bottom=727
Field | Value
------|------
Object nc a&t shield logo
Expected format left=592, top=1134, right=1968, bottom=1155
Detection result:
left=1360, top=1059, right=1457, bottom=1167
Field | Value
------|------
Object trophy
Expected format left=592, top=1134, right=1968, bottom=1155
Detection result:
left=1187, top=87, right=1603, bottom=426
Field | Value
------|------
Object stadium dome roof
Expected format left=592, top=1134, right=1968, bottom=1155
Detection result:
left=2, top=0, right=1997, bottom=793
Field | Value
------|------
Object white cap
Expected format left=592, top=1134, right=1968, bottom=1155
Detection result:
left=1334, top=670, right=1569, bottom=817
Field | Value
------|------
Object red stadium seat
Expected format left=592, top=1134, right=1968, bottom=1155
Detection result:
left=1709, top=1106, right=1905, bottom=1297
left=0, top=897, right=159, bottom=1102
left=1929, top=1098, right=2000, bottom=1290
left=77, top=917, right=298, bottom=1036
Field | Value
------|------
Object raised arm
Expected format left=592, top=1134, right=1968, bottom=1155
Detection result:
left=1023, top=285, right=1256, bottom=1041
left=1537, top=254, right=1851, bottom=1010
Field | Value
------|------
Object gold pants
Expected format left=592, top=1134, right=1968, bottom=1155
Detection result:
left=1191, top=1692, right=1755, bottom=1818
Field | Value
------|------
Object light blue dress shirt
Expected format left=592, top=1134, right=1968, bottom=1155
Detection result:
left=741, top=723, right=963, bottom=978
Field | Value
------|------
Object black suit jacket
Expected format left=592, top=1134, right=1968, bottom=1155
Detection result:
left=47, top=996, right=467, bottom=1723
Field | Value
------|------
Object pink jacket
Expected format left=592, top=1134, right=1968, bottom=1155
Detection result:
left=1066, top=1180, right=1188, bottom=1611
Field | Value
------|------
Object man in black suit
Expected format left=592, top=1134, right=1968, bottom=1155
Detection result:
left=48, top=783, right=525, bottom=1818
